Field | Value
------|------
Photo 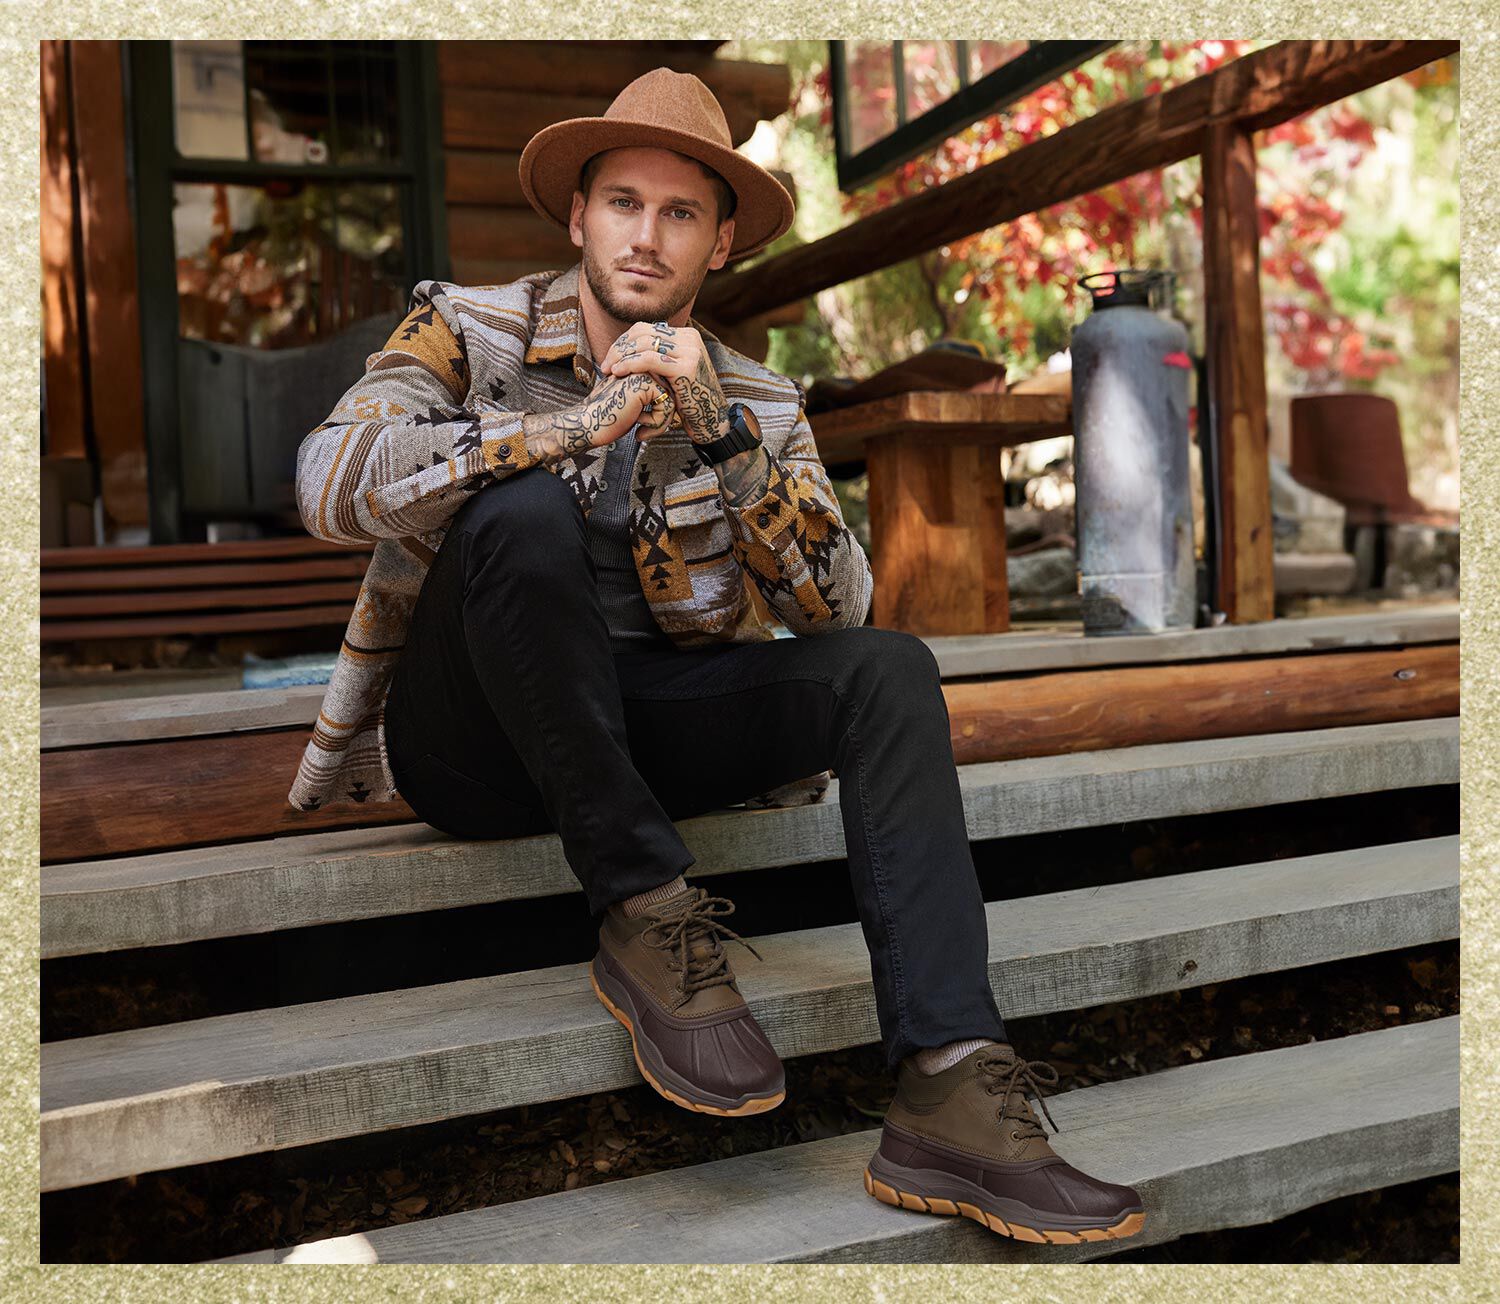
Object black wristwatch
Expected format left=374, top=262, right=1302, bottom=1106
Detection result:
left=692, top=401, right=762, bottom=466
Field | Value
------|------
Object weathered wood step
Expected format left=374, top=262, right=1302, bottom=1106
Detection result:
left=41, top=605, right=1458, bottom=749
left=41, top=836, right=1458, bottom=1191
left=42, top=640, right=1457, bottom=862
left=224, top=1016, right=1458, bottom=1263
left=42, top=718, right=1460, bottom=958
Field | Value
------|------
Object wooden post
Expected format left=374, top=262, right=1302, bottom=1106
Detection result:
left=865, top=436, right=1010, bottom=635
left=63, top=41, right=150, bottom=532
left=41, top=40, right=86, bottom=462
left=1202, top=121, right=1275, bottom=623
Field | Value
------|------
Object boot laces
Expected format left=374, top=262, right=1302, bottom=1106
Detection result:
left=978, top=1052, right=1061, bottom=1140
left=640, top=889, right=763, bottom=994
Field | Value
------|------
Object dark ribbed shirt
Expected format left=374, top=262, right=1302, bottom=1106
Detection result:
left=586, top=394, right=675, bottom=653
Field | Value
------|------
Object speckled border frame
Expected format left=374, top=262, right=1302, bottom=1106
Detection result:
left=5, top=13, right=1486, bottom=1297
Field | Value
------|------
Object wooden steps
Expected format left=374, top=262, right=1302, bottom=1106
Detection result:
left=40, top=654, right=1459, bottom=864
left=41, top=836, right=1457, bottom=1192
left=221, top=1017, right=1457, bottom=1263
left=41, top=605, right=1459, bottom=749
left=42, top=719, right=1458, bottom=958
left=39, top=606, right=1461, bottom=1258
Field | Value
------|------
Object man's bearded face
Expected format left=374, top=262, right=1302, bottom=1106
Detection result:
left=573, top=146, right=732, bottom=327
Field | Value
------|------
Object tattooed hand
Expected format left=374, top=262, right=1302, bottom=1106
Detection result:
left=600, top=322, right=731, bottom=446
left=519, top=369, right=674, bottom=467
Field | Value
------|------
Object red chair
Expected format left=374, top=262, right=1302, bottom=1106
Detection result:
left=1289, top=393, right=1457, bottom=528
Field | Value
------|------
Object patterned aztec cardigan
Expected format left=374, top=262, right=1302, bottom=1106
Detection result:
left=287, top=262, right=874, bottom=814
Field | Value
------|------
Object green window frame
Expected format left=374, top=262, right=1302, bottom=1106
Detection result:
left=126, top=39, right=450, bottom=542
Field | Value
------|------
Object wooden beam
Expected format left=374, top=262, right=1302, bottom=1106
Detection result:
left=445, top=149, right=526, bottom=207
left=443, top=85, right=766, bottom=154
left=41, top=729, right=417, bottom=863
left=41, top=605, right=361, bottom=643
left=443, top=87, right=612, bottom=152
left=38, top=605, right=1463, bottom=748
left=42, top=556, right=372, bottom=591
left=436, top=43, right=790, bottom=120
left=447, top=206, right=578, bottom=266
left=41, top=603, right=357, bottom=642
left=40, top=634, right=1455, bottom=862
left=450, top=256, right=558, bottom=288
left=698, top=40, right=1459, bottom=324
left=39, top=841, right=1457, bottom=1188
left=42, top=580, right=364, bottom=618
left=41, top=536, right=371, bottom=568
left=223, top=1017, right=1457, bottom=1264
left=1203, top=120, right=1275, bottom=622
left=946, top=643, right=1456, bottom=765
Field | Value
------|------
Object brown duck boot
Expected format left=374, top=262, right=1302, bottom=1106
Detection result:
left=590, top=885, right=785, bottom=1116
left=864, top=1044, right=1144, bottom=1245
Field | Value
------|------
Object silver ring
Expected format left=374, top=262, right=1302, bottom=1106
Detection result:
left=653, top=320, right=669, bottom=329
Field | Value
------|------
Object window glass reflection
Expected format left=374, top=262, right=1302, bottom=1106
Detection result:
left=173, top=180, right=406, bottom=348
left=904, top=41, right=961, bottom=117
left=970, top=41, right=1030, bottom=82
left=172, top=40, right=248, bottom=161
left=846, top=42, right=897, bottom=154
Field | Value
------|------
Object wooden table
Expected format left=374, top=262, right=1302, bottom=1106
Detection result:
left=809, top=391, right=1072, bottom=635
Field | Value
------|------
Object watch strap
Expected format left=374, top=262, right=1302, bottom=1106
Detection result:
left=693, top=402, right=761, bottom=466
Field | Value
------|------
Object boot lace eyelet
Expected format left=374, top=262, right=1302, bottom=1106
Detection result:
left=1010, top=1129, right=1022, bottom=1142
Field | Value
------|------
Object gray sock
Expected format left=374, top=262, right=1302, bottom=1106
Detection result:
left=619, top=875, right=691, bottom=918
left=910, top=1037, right=1001, bottom=1075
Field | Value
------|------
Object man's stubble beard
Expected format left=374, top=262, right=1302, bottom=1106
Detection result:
left=580, top=235, right=708, bottom=329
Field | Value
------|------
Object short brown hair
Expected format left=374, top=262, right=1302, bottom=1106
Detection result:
left=580, top=150, right=737, bottom=227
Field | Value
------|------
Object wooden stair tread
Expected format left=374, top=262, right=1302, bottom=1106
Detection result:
left=41, top=605, right=1458, bottom=749
left=42, top=719, right=1460, bottom=958
left=223, top=1017, right=1459, bottom=1263
left=41, top=836, right=1458, bottom=1191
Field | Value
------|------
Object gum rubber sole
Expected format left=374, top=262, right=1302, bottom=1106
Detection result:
left=863, top=1167, right=1145, bottom=1245
left=589, top=965, right=785, bottom=1118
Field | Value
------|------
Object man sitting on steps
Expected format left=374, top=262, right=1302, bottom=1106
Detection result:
left=289, top=67, right=1143, bottom=1247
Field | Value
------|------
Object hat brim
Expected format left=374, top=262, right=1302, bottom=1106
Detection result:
left=518, top=118, right=795, bottom=264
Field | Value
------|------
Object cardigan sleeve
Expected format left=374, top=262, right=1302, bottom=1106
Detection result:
left=295, top=285, right=539, bottom=544
left=721, top=400, right=874, bottom=634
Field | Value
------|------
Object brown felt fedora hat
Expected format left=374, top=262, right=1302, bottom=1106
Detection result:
left=518, top=67, right=795, bottom=264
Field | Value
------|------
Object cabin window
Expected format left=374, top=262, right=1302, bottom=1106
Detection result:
left=163, top=41, right=416, bottom=349
left=127, top=40, right=448, bottom=537
left=829, top=40, right=1114, bottom=192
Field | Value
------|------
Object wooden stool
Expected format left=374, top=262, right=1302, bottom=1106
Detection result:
left=810, top=391, right=1071, bottom=634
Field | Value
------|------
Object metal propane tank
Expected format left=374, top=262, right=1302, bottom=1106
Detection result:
left=1069, top=268, right=1197, bottom=636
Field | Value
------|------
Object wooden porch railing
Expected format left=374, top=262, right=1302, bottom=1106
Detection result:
left=697, top=40, right=1459, bottom=625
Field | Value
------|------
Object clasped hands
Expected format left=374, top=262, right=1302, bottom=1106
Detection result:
left=597, top=322, right=731, bottom=448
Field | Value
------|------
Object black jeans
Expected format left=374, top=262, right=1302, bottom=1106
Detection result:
left=384, top=465, right=1006, bottom=1066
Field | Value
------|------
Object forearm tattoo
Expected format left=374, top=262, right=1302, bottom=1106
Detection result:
left=521, top=374, right=657, bottom=465
left=718, top=446, right=773, bottom=506
left=673, top=354, right=730, bottom=445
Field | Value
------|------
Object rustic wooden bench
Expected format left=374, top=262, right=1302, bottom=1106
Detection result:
left=41, top=536, right=373, bottom=643
left=809, top=391, right=1072, bottom=637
